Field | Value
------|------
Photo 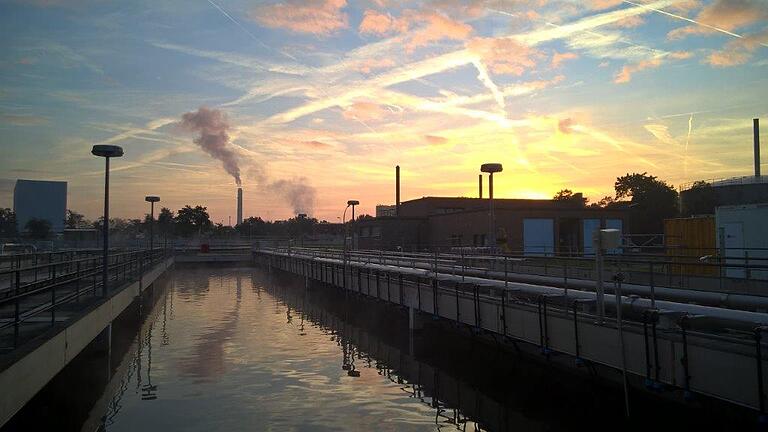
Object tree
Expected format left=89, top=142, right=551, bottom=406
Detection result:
left=0, top=208, right=17, bottom=238
left=65, top=210, right=90, bottom=229
left=682, top=181, right=717, bottom=216
left=25, top=218, right=52, bottom=239
left=553, top=189, right=588, bottom=205
left=236, top=216, right=267, bottom=237
left=175, top=205, right=212, bottom=237
left=157, top=207, right=175, bottom=237
left=590, top=196, right=617, bottom=208
left=614, top=172, right=678, bottom=233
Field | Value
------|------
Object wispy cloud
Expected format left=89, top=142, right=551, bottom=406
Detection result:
left=249, top=0, right=349, bottom=36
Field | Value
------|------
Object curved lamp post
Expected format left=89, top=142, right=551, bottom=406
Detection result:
left=92, top=144, right=123, bottom=297
left=480, top=163, right=503, bottom=250
left=342, top=200, right=359, bottom=250
left=145, top=196, right=160, bottom=253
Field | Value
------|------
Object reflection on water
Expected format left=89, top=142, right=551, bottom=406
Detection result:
left=91, top=268, right=448, bottom=431
left=74, top=267, right=746, bottom=432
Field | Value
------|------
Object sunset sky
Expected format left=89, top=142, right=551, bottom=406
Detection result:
left=1, top=0, right=766, bottom=223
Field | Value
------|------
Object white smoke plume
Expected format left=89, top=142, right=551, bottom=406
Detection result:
left=247, top=167, right=317, bottom=215
left=179, top=107, right=317, bottom=216
left=268, top=178, right=316, bottom=215
left=180, top=107, right=242, bottom=186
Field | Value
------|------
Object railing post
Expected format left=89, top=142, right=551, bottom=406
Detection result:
left=504, top=256, right=508, bottom=289
left=75, top=260, right=81, bottom=300
left=755, top=327, right=766, bottom=418
left=14, top=270, right=21, bottom=347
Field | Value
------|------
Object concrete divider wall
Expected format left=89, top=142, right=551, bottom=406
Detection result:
left=261, top=252, right=767, bottom=412
left=0, top=257, right=174, bottom=427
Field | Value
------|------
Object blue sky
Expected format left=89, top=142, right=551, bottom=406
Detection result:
left=1, top=0, right=767, bottom=222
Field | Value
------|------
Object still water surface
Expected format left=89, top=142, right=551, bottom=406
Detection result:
left=46, top=266, right=743, bottom=432
left=95, top=268, right=463, bottom=431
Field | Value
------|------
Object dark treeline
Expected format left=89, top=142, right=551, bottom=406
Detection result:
left=0, top=205, right=345, bottom=241
left=1, top=172, right=715, bottom=241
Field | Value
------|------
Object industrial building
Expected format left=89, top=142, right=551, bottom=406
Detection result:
left=13, top=179, right=67, bottom=233
left=375, top=205, right=396, bottom=217
left=716, top=204, right=768, bottom=280
left=356, top=196, right=626, bottom=254
left=680, top=118, right=766, bottom=213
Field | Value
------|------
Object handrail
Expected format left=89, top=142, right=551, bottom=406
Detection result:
left=0, top=249, right=169, bottom=350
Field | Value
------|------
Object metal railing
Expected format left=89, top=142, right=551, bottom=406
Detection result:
left=0, top=248, right=168, bottom=352
left=278, top=246, right=768, bottom=295
left=0, top=249, right=105, bottom=271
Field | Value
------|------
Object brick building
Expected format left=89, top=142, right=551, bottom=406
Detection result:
left=356, top=196, right=626, bottom=255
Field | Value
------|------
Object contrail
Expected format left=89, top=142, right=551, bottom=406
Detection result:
left=472, top=59, right=506, bottom=110
left=684, top=113, right=693, bottom=180
left=623, top=0, right=768, bottom=47
left=205, top=0, right=299, bottom=61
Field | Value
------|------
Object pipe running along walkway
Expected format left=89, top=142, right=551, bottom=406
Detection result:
left=256, top=247, right=768, bottom=417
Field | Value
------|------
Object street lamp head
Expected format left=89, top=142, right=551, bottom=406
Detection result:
left=480, top=163, right=503, bottom=174
left=347, top=200, right=360, bottom=206
left=92, top=145, right=124, bottom=158
left=145, top=196, right=160, bottom=203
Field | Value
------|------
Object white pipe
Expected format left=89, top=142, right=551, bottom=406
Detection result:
left=266, top=250, right=768, bottom=326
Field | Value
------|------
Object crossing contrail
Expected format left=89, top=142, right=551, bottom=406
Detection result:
left=622, top=0, right=768, bottom=47
left=205, top=0, right=299, bottom=60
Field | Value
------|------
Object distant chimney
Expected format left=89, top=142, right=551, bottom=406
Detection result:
left=755, top=118, right=761, bottom=178
left=237, top=187, right=243, bottom=225
left=395, top=165, right=400, bottom=216
left=478, top=174, right=483, bottom=199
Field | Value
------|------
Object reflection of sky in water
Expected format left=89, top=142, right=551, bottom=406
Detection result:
left=104, top=268, right=445, bottom=432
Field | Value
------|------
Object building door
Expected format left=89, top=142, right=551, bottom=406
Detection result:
left=582, top=219, right=601, bottom=256
left=524, top=218, right=554, bottom=256
left=721, top=222, right=745, bottom=278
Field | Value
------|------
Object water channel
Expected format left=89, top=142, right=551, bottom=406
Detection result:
left=3, top=266, right=752, bottom=431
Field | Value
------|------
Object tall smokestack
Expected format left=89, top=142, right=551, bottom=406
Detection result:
left=755, top=118, right=761, bottom=178
left=395, top=165, right=400, bottom=217
left=478, top=174, right=483, bottom=199
left=237, top=187, right=243, bottom=225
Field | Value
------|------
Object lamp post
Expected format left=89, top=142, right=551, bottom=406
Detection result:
left=480, top=163, right=503, bottom=251
left=347, top=200, right=359, bottom=250
left=145, top=196, right=160, bottom=253
left=342, top=200, right=359, bottom=250
left=92, top=144, right=124, bottom=297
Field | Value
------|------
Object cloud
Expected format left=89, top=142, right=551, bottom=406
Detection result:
left=588, top=0, right=623, bottom=10
left=551, top=51, right=578, bottom=68
left=0, top=114, right=49, bottom=126
left=466, top=37, right=541, bottom=75
left=611, top=14, right=645, bottom=28
left=302, top=140, right=332, bottom=149
left=262, top=0, right=670, bottom=125
left=667, top=0, right=768, bottom=39
left=614, top=58, right=661, bottom=83
left=355, top=57, right=396, bottom=73
left=250, top=0, right=348, bottom=36
left=558, top=118, right=575, bottom=134
left=428, top=0, right=489, bottom=18
left=614, top=51, right=691, bottom=83
left=644, top=123, right=678, bottom=145
left=341, top=102, right=391, bottom=122
left=424, top=135, right=448, bottom=145
left=406, top=12, right=473, bottom=52
left=706, top=28, right=768, bottom=66
left=358, top=10, right=409, bottom=35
